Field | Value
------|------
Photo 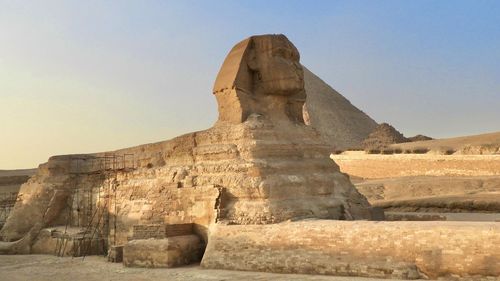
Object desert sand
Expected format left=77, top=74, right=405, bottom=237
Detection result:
left=0, top=255, right=420, bottom=281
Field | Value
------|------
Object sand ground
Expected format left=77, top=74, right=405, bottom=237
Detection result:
left=0, top=254, right=425, bottom=281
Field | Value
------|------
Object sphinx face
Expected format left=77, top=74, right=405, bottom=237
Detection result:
left=212, top=34, right=306, bottom=124
left=250, top=35, right=304, bottom=96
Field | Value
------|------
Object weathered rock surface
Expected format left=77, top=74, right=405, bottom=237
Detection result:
left=355, top=176, right=500, bottom=213
left=332, top=153, right=500, bottom=217
left=302, top=68, right=378, bottom=150
left=201, top=220, right=500, bottom=279
left=0, top=34, right=372, bottom=252
left=0, top=169, right=35, bottom=193
left=0, top=169, right=36, bottom=228
left=123, top=235, right=202, bottom=268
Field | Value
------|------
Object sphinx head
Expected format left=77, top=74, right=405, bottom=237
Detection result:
left=213, top=34, right=306, bottom=124
left=248, top=35, right=304, bottom=96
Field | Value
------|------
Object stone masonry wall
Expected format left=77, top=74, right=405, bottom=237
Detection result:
left=202, top=220, right=500, bottom=279
left=331, top=154, right=500, bottom=179
left=111, top=178, right=220, bottom=245
left=132, top=225, right=168, bottom=240
left=131, top=224, right=193, bottom=240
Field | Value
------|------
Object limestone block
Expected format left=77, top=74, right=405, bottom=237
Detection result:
left=202, top=220, right=500, bottom=279
left=123, top=235, right=201, bottom=268
left=131, top=223, right=193, bottom=240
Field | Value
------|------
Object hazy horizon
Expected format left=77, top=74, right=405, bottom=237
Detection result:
left=1, top=1, right=499, bottom=169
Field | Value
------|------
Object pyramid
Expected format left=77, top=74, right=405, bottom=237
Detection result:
left=362, top=123, right=409, bottom=149
left=303, top=67, right=378, bottom=150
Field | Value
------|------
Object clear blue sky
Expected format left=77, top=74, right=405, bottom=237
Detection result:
left=1, top=0, right=499, bottom=168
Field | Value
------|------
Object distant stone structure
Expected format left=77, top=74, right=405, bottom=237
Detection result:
left=407, top=134, right=433, bottom=142
left=331, top=153, right=500, bottom=215
left=391, top=131, right=500, bottom=155
left=362, top=122, right=409, bottom=149
left=331, top=153, right=500, bottom=179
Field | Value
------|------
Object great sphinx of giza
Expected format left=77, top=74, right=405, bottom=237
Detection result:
left=214, top=34, right=306, bottom=124
left=0, top=34, right=373, bottom=254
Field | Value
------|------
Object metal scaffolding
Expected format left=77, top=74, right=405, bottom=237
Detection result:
left=54, top=153, right=135, bottom=258
left=0, top=192, right=18, bottom=227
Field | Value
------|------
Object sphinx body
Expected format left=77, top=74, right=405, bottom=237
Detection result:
left=0, top=34, right=373, bottom=253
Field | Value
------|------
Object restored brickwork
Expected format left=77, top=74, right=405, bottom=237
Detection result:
left=132, top=224, right=167, bottom=240
left=202, top=220, right=500, bottom=279
left=131, top=224, right=193, bottom=240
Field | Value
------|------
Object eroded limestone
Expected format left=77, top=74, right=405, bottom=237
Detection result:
left=0, top=34, right=372, bottom=253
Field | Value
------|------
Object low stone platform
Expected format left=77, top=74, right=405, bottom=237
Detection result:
left=123, top=235, right=201, bottom=268
left=201, top=220, right=500, bottom=279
